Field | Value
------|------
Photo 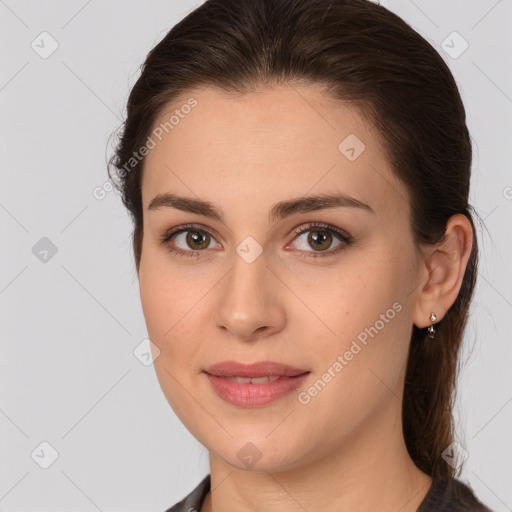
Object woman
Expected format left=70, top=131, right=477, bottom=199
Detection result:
left=108, top=0, right=493, bottom=510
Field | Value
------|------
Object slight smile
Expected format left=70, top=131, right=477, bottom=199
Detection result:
left=204, top=360, right=311, bottom=407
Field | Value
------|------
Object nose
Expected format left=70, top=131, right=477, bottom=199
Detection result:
left=213, top=249, right=286, bottom=341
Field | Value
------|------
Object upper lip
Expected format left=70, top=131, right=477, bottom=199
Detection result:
left=204, top=360, right=309, bottom=378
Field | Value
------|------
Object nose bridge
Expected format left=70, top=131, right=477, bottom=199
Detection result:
left=213, top=243, right=285, bottom=338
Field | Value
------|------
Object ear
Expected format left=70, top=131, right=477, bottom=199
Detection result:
left=413, top=213, right=474, bottom=329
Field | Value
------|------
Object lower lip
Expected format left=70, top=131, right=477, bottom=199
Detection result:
left=205, top=373, right=310, bottom=407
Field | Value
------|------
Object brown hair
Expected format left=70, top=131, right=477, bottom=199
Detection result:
left=108, top=0, right=479, bottom=480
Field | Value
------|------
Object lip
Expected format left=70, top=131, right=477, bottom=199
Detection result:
left=205, top=360, right=309, bottom=378
left=204, top=360, right=310, bottom=407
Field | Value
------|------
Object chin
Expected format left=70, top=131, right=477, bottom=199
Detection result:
left=207, top=433, right=308, bottom=473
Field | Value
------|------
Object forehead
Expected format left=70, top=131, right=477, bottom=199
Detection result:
left=141, top=84, right=409, bottom=222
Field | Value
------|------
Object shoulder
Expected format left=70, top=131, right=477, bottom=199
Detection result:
left=163, top=474, right=211, bottom=512
left=418, top=477, right=494, bottom=511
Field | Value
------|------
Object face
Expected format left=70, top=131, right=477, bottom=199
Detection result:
left=138, top=83, right=425, bottom=472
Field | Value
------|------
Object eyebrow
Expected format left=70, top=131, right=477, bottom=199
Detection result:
left=147, top=191, right=375, bottom=222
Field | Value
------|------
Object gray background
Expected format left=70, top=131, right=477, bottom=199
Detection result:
left=1, top=0, right=511, bottom=510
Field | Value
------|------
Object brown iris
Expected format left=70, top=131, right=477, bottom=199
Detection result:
left=308, top=230, right=333, bottom=251
left=186, top=230, right=210, bottom=250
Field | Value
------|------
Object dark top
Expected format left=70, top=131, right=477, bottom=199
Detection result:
left=165, top=474, right=493, bottom=511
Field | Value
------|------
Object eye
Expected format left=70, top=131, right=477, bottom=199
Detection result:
left=158, top=224, right=221, bottom=258
left=158, top=222, right=353, bottom=259
left=288, top=222, right=353, bottom=258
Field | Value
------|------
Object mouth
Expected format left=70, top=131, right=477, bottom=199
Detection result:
left=203, top=361, right=311, bottom=407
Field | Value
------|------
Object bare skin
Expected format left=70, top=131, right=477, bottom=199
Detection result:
left=137, top=83, right=473, bottom=512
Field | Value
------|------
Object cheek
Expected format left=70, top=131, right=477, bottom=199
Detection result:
left=290, top=257, right=398, bottom=337
left=138, top=252, right=214, bottom=378
left=294, top=252, right=412, bottom=385
left=296, top=290, right=411, bottom=439
left=139, top=247, right=196, bottom=337
left=139, top=263, right=204, bottom=418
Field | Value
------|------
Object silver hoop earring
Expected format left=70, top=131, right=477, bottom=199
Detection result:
left=427, top=312, right=437, bottom=339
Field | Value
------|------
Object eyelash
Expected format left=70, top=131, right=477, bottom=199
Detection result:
left=158, top=222, right=353, bottom=259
